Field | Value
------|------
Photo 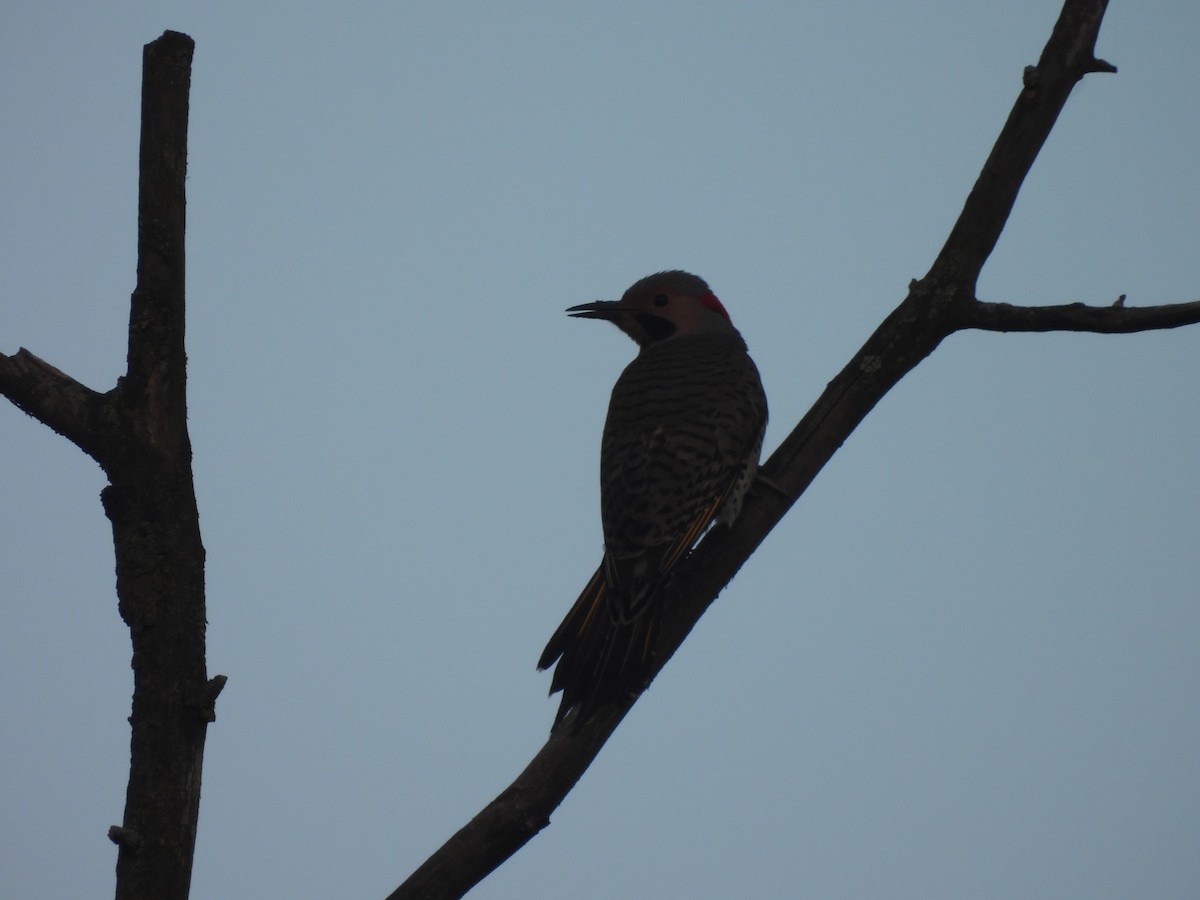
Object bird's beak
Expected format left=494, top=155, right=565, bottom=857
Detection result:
left=566, top=300, right=626, bottom=320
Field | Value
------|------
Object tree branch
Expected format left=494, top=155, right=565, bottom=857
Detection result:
left=930, top=0, right=1114, bottom=289
left=963, top=297, right=1200, bottom=333
left=0, top=348, right=111, bottom=461
left=1, top=29, right=213, bottom=900
left=104, top=32, right=215, bottom=900
left=389, top=2, right=1157, bottom=898
left=388, top=714, right=626, bottom=900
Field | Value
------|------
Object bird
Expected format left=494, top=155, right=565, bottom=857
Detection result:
left=538, top=270, right=768, bottom=729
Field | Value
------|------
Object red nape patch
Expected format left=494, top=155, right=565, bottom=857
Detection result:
left=700, top=291, right=730, bottom=320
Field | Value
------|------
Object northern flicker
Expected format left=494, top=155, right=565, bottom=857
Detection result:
left=539, top=270, right=768, bottom=729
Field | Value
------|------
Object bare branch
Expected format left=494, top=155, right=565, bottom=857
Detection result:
left=389, top=714, right=624, bottom=900
left=963, top=297, right=1200, bottom=334
left=0, top=348, right=110, bottom=461
left=104, top=32, right=215, bottom=900
left=125, top=31, right=192, bottom=414
left=930, top=0, right=1114, bottom=289
left=3, top=29, right=213, bottom=900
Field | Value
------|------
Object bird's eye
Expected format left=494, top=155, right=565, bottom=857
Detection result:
left=652, top=294, right=669, bottom=308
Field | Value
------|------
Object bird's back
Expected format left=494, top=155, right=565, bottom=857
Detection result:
left=600, top=330, right=767, bottom=561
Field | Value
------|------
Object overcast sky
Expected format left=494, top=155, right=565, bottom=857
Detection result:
left=3, top=3, right=1199, bottom=898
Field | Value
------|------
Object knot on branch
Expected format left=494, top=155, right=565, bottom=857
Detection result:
left=187, top=674, right=228, bottom=723
left=108, top=825, right=141, bottom=850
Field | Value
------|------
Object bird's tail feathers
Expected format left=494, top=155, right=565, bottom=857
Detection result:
left=538, top=568, right=661, bottom=730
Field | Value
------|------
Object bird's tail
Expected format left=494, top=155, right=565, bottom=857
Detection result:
left=538, top=567, right=661, bottom=730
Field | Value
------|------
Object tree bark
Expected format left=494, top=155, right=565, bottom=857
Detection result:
left=0, top=30, right=220, bottom=900
left=104, top=34, right=219, bottom=900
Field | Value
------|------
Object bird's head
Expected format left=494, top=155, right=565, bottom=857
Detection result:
left=567, top=270, right=735, bottom=348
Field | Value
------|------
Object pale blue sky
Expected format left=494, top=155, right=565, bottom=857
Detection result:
left=2, top=3, right=1198, bottom=898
